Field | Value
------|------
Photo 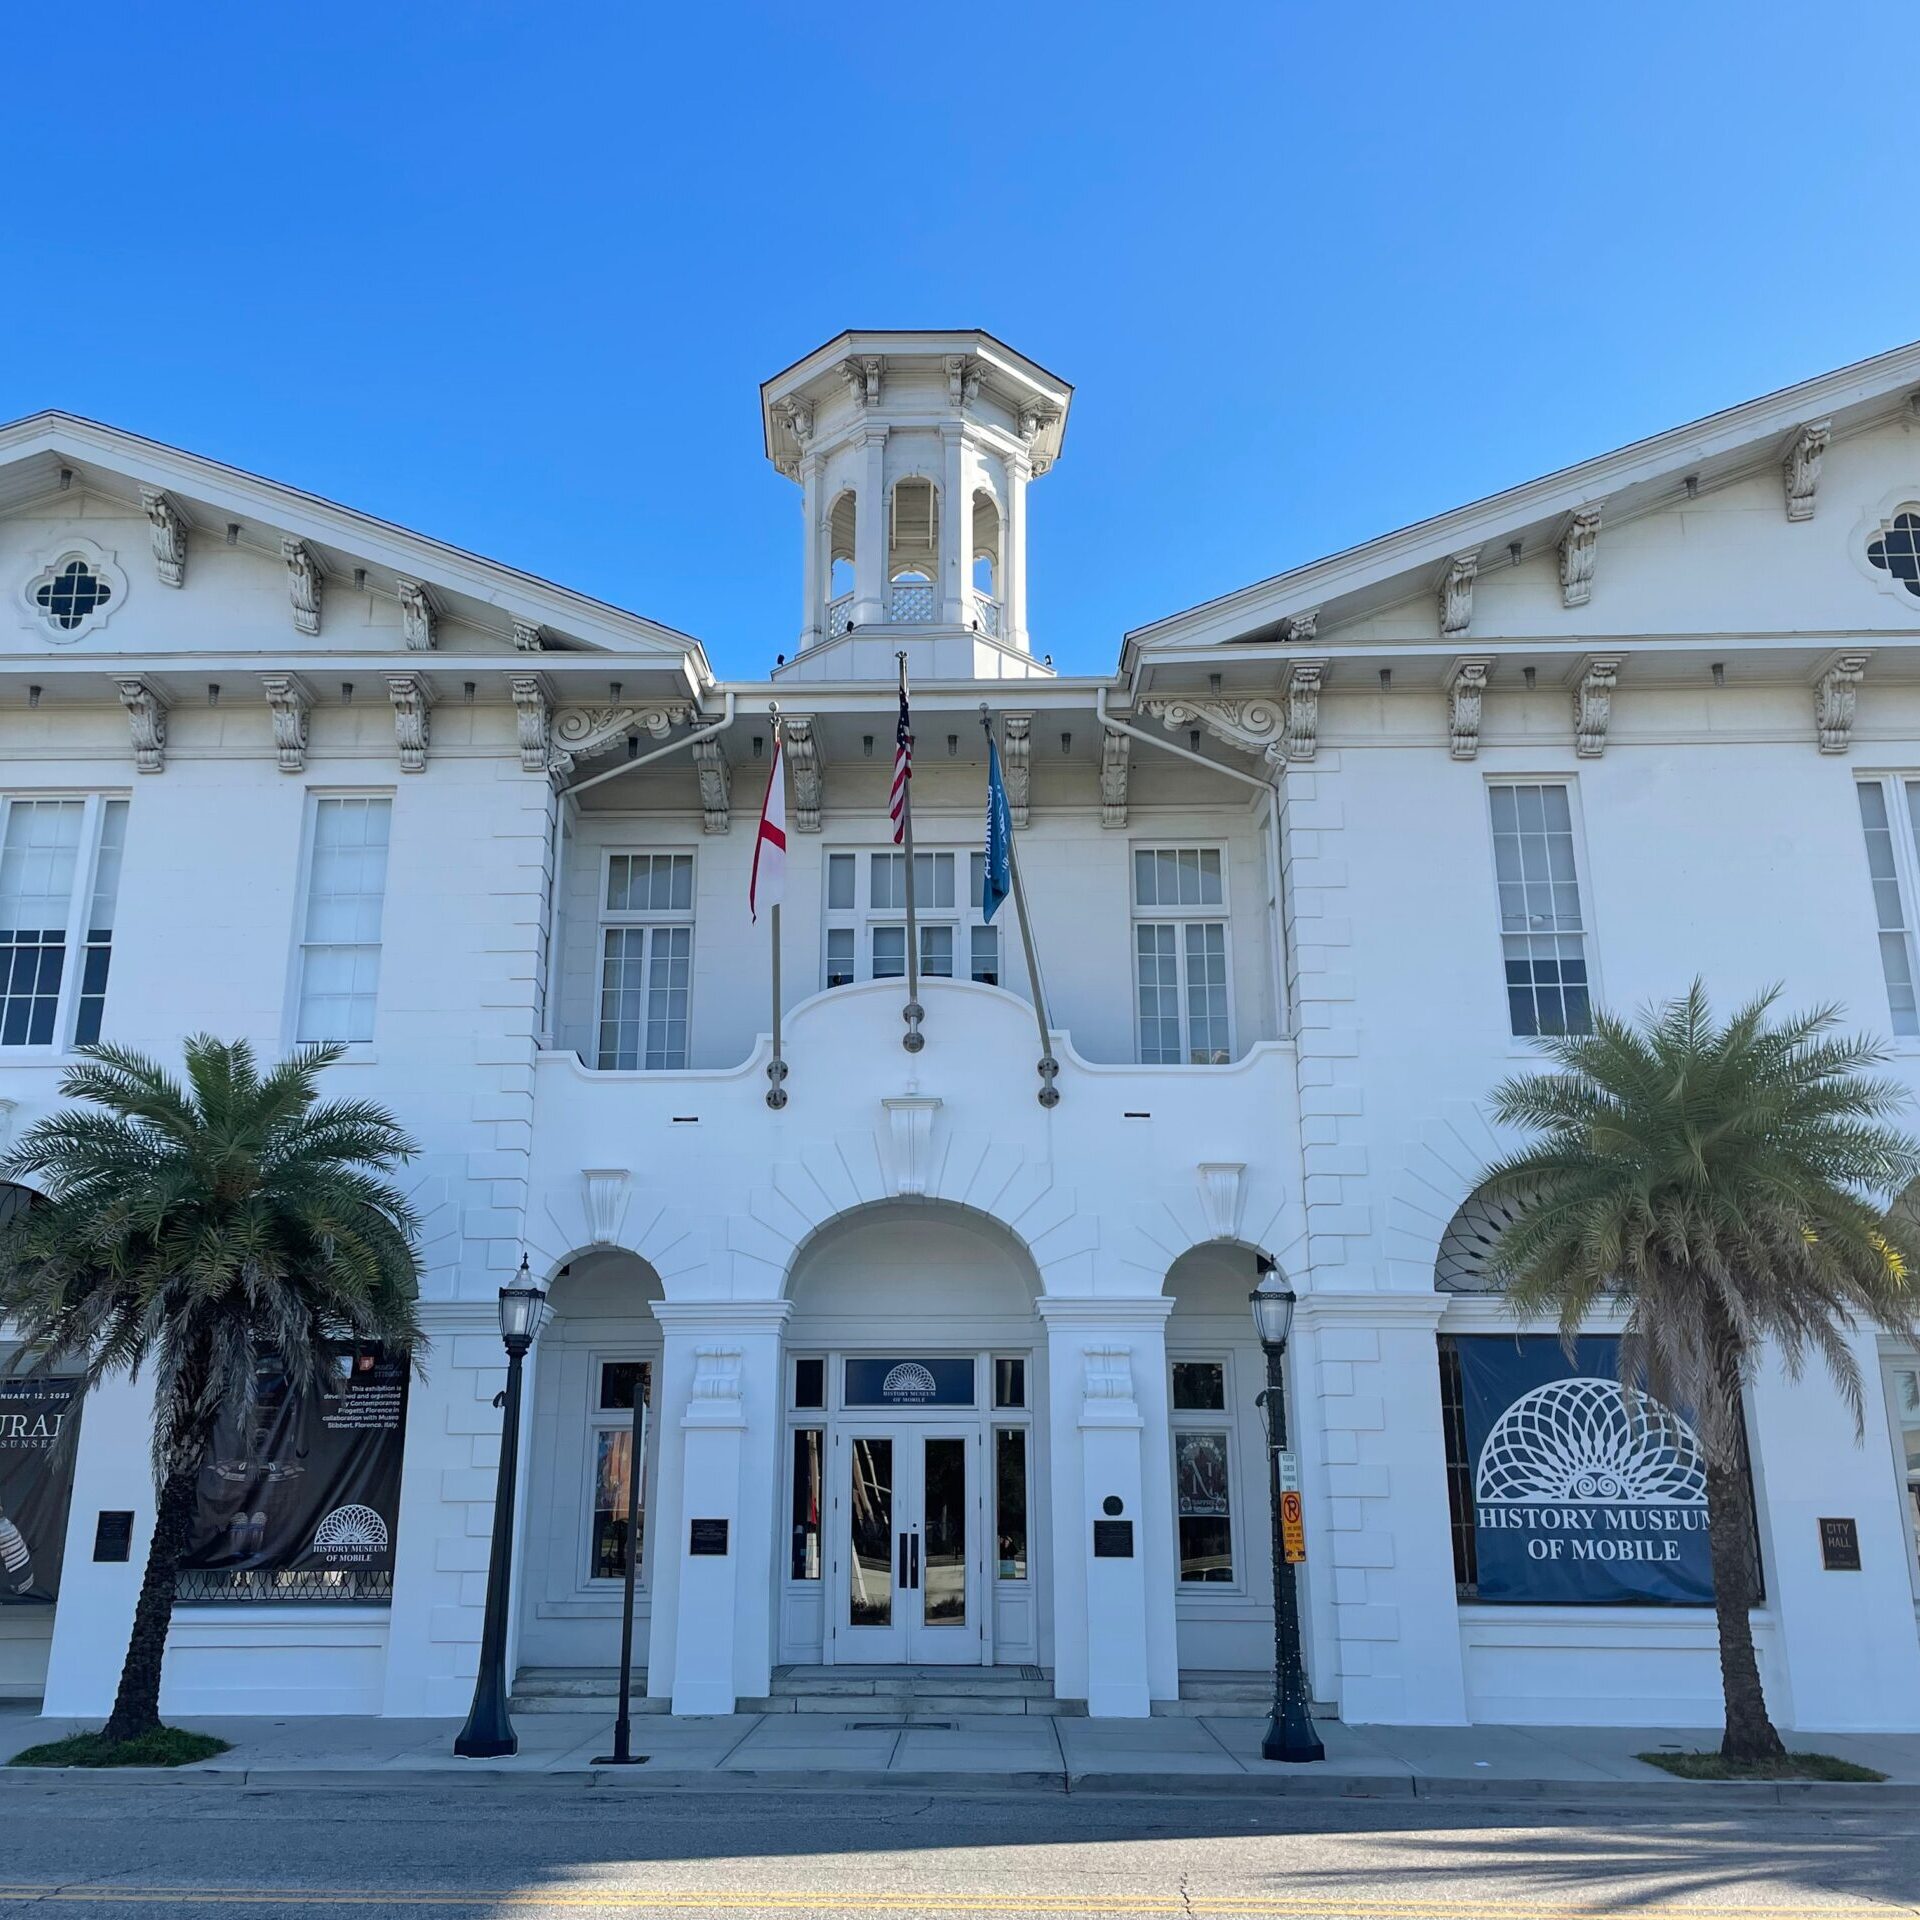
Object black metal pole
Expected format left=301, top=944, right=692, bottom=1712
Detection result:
left=454, top=1340, right=529, bottom=1758
left=1261, top=1338, right=1324, bottom=1763
left=596, top=1395, right=647, bottom=1765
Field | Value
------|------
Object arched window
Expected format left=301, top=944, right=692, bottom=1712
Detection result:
left=826, top=492, right=857, bottom=635
left=971, top=490, right=1002, bottom=634
left=1433, top=1182, right=1532, bottom=1292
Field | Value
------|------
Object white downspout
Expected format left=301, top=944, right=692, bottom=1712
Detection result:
left=1095, top=685, right=1288, bottom=1034
left=538, top=691, right=738, bottom=1048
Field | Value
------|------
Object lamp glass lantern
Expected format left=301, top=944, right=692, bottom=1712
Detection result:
left=497, top=1256, right=548, bottom=1355
left=1249, top=1279, right=1296, bottom=1352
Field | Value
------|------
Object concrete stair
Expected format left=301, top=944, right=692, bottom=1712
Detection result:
left=511, top=1663, right=1323, bottom=1720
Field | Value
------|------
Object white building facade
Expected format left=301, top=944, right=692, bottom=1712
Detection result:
left=4, top=330, right=1920, bottom=1731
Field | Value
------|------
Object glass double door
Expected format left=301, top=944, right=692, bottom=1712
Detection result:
left=837, top=1424, right=979, bottom=1664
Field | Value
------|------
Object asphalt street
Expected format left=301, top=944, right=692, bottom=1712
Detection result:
left=0, top=1780, right=1914, bottom=1919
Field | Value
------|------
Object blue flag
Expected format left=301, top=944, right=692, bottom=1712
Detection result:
left=983, top=734, right=1012, bottom=924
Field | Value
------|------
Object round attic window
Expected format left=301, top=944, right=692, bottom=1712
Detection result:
left=1868, top=509, right=1920, bottom=602
left=19, top=540, right=129, bottom=645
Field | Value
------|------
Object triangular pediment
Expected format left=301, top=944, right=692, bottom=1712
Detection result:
left=0, top=413, right=709, bottom=681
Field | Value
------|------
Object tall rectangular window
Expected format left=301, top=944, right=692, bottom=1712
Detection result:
left=1132, top=848, right=1231, bottom=1063
left=1169, top=1358, right=1234, bottom=1583
left=589, top=1360, right=651, bottom=1582
left=0, top=794, right=129, bottom=1050
left=1488, top=783, right=1592, bottom=1038
left=822, top=847, right=1009, bottom=991
left=296, top=796, right=392, bottom=1045
left=1856, top=780, right=1920, bottom=1037
left=1886, top=1361, right=1920, bottom=1593
left=597, top=852, right=694, bottom=1070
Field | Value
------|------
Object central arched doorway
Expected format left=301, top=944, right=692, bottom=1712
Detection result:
left=776, top=1202, right=1045, bottom=1670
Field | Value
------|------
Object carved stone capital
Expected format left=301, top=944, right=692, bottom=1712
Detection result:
left=1283, top=607, right=1320, bottom=643
left=1284, top=659, right=1327, bottom=762
left=1446, top=657, right=1493, bottom=761
left=1815, top=653, right=1869, bottom=754
left=1001, top=713, right=1031, bottom=829
left=783, top=716, right=823, bottom=832
left=691, top=735, right=731, bottom=833
left=387, top=673, right=434, bottom=773
left=1784, top=419, right=1832, bottom=523
left=138, top=487, right=187, bottom=588
left=281, top=539, right=322, bottom=636
left=1438, top=550, right=1480, bottom=639
left=115, top=677, right=168, bottom=774
left=548, top=703, right=692, bottom=777
left=1140, top=694, right=1287, bottom=768
left=510, top=674, right=551, bottom=775
left=1573, top=657, right=1620, bottom=758
left=1080, top=1344, right=1141, bottom=1428
left=1558, top=503, right=1604, bottom=608
left=395, top=577, right=436, bottom=651
left=1100, top=728, right=1131, bottom=827
left=512, top=618, right=545, bottom=653
left=260, top=671, right=312, bottom=773
left=945, top=354, right=980, bottom=406
left=841, top=356, right=882, bottom=407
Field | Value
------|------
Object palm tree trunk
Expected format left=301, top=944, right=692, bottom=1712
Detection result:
left=1704, top=1451, right=1785, bottom=1763
left=100, top=1465, right=199, bottom=1745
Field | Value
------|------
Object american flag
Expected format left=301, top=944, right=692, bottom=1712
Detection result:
left=889, top=683, right=913, bottom=845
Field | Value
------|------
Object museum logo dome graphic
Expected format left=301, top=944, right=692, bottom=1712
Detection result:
left=1475, top=1376, right=1707, bottom=1506
left=312, top=1504, right=390, bottom=1553
left=881, top=1362, right=939, bottom=1401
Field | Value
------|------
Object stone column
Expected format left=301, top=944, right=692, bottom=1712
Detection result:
left=798, top=452, right=823, bottom=652
left=850, top=428, right=889, bottom=629
left=1001, top=453, right=1031, bottom=652
left=940, top=426, right=971, bottom=627
left=1037, top=1298, right=1176, bottom=1714
left=647, top=1301, right=789, bottom=1714
left=1746, top=1331, right=1920, bottom=1730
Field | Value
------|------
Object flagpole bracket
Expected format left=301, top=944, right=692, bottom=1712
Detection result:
left=1037, top=1053, right=1061, bottom=1108
left=902, top=1001, right=926, bottom=1054
left=766, top=1057, right=789, bottom=1110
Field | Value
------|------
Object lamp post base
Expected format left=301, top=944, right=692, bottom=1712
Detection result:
left=453, top=1727, right=519, bottom=1760
left=1261, top=1714, right=1326, bottom=1764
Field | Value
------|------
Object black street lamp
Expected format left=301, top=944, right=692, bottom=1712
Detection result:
left=1249, top=1272, right=1324, bottom=1764
left=455, top=1256, right=548, bottom=1759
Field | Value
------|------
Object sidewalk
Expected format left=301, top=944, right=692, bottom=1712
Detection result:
left=5, top=1702, right=1920, bottom=1805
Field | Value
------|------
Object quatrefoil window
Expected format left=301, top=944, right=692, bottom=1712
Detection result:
left=34, top=558, right=114, bottom=631
left=1868, top=510, right=1920, bottom=601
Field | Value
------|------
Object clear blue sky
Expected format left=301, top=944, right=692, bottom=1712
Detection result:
left=5, top=4, right=1914, bottom=678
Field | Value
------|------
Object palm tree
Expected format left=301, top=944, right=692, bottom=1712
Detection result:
left=0, top=1037, right=422, bottom=1745
left=1477, top=984, right=1920, bottom=1763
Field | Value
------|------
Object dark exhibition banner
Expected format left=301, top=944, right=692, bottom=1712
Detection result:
left=0, top=1376, right=83, bottom=1605
left=1456, top=1335, right=1714, bottom=1606
left=182, top=1349, right=409, bottom=1581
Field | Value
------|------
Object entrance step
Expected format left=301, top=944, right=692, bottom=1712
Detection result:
left=509, top=1667, right=670, bottom=1715
left=1156, top=1672, right=1340, bottom=1719
left=752, top=1664, right=1085, bottom=1718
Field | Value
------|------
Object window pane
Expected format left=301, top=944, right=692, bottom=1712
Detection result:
left=590, top=1426, right=642, bottom=1580
left=1135, top=923, right=1181, bottom=1063
left=793, top=1357, right=825, bottom=1409
left=1184, top=921, right=1230, bottom=1063
left=299, top=799, right=391, bottom=1045
left=790, top=1429, right=823, bottom=1581
left=871, top=852, right=901, bottom=910
left=1491, top=784, right=1593, bottom=1041
left=971, top=924, right=1000, bottom=986
left=920, top=924, right=953, bottom=978
left=598, top=1362, right=651, bottom=1411
left=644, top=924, right=690, bottom=1069
left=993, top=1357, right=1026, bottom=1408
left=872, top=925, right=905, bottom=980
left=1176, top=1431, right=1233, bottom=1582
left=826, top=927, right=855, bottom=988
left=827, top=854, right=855, bottom=911
left=848, top=1435, right=893, bottom=1626
left=970, top=851, right=986, bottom=911
left=995, top=1428, right=1028, bottom=1580
left=922, top=1437, right=967, bottom=1625
left=1133, top=849, right=1156, bottom=907
left=1172, top=1361, right=1226, bottom=1410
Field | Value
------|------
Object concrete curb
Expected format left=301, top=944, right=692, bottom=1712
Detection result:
left=3, top=1762, right=1915, bottom=1808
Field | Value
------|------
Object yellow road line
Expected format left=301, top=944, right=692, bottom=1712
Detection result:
left=0, top=1891, right=1907, bottom=1917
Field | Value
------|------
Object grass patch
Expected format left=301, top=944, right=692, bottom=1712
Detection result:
left=8, top=1727, right=232, bottom=1770
left=1637, top=1749, right=1886, bottom=1783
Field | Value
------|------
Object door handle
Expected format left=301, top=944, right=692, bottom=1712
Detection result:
left=910, top=1532, right=921, bottom=1590
left=899, top=1534, right=910, bottom=1589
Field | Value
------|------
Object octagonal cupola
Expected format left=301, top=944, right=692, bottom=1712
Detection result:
left=761, top=331, right=1070, bottom=682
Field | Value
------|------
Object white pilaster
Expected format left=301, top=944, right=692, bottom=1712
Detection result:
left=1037, top=1297, right=1177, bottom=1713
left=647, top=1301, right=790, bottom=1714
left=940, top=426, right=970, bottom=626
left=798, top=452, right=823, bottom=652
left=851, top=430, right=889, bottom=628
left=1002, top=453, right=1031, bottom=652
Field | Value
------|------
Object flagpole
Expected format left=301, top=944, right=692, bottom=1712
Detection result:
left=898, top=653, right=924, bottom=1054
left=980, top=707, right=1060, bottom=1109
left=765, top=705, right=789, bottom=1110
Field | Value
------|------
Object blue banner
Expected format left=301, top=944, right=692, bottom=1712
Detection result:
left=982, top=735, right=1011, bottom=926
left=1456, top=1335, right=1714, bottom=1606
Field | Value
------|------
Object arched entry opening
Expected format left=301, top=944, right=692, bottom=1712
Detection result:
left=777, top=1201, right=1045, bottom=1670
left=517, top=1250, right=664, bottom=1678
left=1163, top=1240, right=1291, bottom=1678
